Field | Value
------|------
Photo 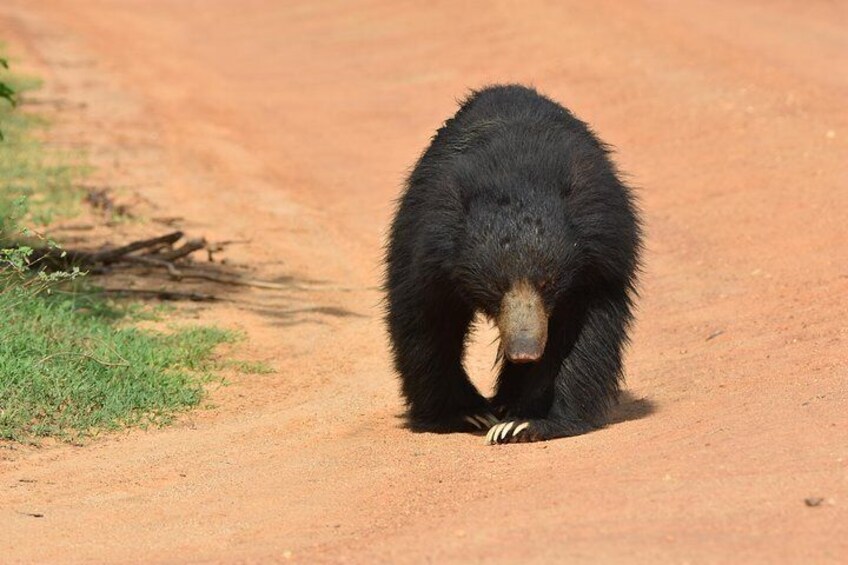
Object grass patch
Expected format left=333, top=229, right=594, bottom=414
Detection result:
left=0, top=50, right=239, bottom=442
left=0, top=291, right=237, bottom=441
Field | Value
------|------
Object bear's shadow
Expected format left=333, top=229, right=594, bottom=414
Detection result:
left=607, top=390, right=656, bottom=425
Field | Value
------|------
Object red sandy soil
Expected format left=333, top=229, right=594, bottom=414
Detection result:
left=1, top=1, right=846, bottom=562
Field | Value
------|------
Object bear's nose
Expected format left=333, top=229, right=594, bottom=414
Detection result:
left=505, top=332, right=544, bottom=363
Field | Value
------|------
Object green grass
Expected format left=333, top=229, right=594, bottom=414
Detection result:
left=0, top=51, right=250, bottom=443
left=0, top=291, right=237, bottom=441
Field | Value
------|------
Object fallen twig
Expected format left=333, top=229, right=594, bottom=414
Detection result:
left=12, top=231, right=375, bottom=296
left=158, top=238, right=206, bottom=261
left=91, top=231, right=183, bottom=263
left=705, top=330, right=725, bottom=342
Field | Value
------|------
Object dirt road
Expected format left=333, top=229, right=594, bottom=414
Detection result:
left=1, top=1, right=846, bottom=562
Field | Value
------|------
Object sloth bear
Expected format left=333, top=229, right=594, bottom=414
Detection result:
left=384, top=84, right=642, bottom=445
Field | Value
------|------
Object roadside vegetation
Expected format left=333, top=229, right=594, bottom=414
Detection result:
left=0, top=52, right=243, bottom=443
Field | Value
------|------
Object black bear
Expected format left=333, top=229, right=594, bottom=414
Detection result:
left=384, top=84, right=642, bottom=444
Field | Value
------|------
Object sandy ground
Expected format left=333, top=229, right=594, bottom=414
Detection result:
left=1, top=1, right=846, bottom=562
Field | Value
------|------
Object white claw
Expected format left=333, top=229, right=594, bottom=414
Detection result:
left=464, top=416, right=482, bottom=429
left=500, top=421, right=515, bottom=440
left=474, top=415, right=490, bottom=428
left=485, top=414, right=500, bottom=426
left=485, top=424, right=498, bottom=444
left=513, top=422, right=530, bottom=436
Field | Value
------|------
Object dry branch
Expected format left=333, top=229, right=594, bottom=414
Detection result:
left=157, top=238, right=206, bottom=261
left=13, top=231, right=310, bottom=295
left=91, top=231, right=183, bottom=263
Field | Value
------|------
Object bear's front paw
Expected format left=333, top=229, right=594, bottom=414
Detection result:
left=485, top=420, right=533, bottom=445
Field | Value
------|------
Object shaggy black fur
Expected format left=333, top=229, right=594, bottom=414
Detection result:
left=384, top=84, right=642, bottom=443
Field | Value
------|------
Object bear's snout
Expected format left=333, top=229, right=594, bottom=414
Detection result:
left=497, top=281, right=548, bottom=364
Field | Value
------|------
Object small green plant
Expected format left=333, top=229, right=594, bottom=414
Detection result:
left=1, top=220, right=82, bottom=297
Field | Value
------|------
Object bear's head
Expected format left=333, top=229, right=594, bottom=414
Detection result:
left=451, top=194, right=581, bottom=363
